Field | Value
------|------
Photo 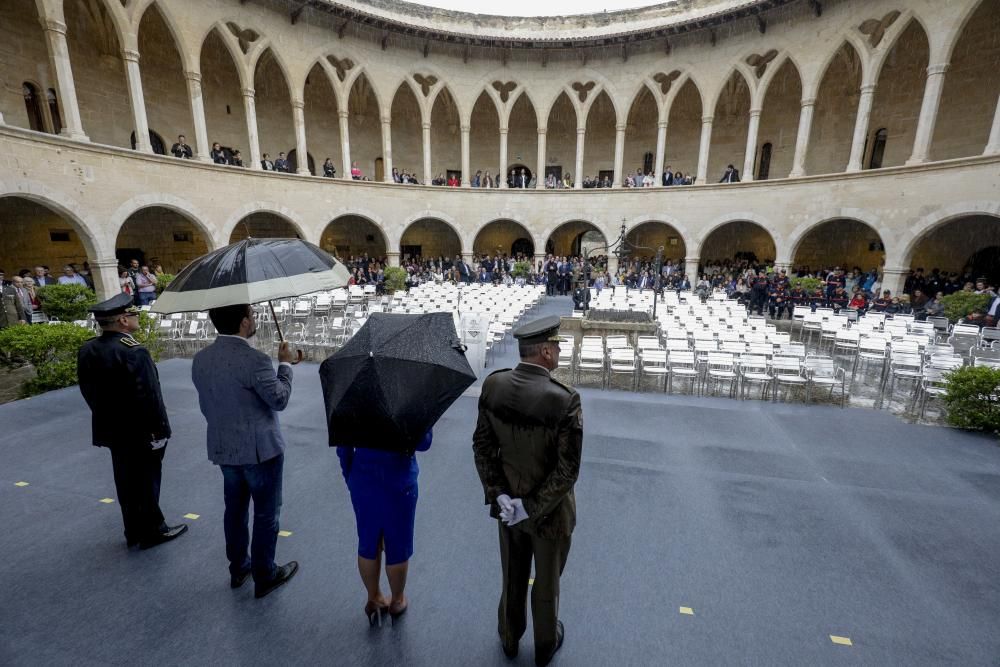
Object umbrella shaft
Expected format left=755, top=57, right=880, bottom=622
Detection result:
left=269, top=301, right=284, bottom=342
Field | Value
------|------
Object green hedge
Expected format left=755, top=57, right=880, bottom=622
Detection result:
left=0, top=323, right=95, bottom=398
left=790, top=277, right=823, bottom=292
left=943, top=366, right=1000, bottom=435
left=940, top=292, right=991, bottom=324
left=383, top=266, right=407, bottom=293
left=154, top=273, right=175, bottom=296
left=35, top=284, right=96, bottom=321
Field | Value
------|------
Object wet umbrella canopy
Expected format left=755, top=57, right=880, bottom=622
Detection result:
left=151, top=238, right=350, bottom=314
left=320, top=312, right=476, bottom=452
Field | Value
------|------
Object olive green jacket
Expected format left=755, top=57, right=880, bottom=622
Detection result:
left=473, top=362, right=583, bottom=538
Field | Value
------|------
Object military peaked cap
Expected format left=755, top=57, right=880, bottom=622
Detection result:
left=513, top=315, right=562, bottom=345
left=90, top=292, right=141, bottom=319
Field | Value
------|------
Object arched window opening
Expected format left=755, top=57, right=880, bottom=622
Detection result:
left=757, top=143, right=773, bottom=180
left=868, top=128, right=887, bottom=170
left=22, top=83, right=46, bottom=133
left=643, top=152, right=654, bottom=175
left=47, top=89, right=63, bottom=134
left=131, top=129, right=167, bottom=155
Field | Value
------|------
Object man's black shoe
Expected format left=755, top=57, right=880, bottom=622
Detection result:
left=255, top=561, right=299, bottom=599
left=230, top=569, right=251, bottom=589
left=535, top=621, right=564, bottom=667
left=138, top=524, right=188, bottom=550
left=499, top=630, right=518, bottom=659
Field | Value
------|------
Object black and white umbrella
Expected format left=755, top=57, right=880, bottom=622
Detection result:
left=151, top=239, right=351, bottom=336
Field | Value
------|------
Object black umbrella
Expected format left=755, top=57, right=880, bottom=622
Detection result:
left=151, top=238, right=350, bottom=340
left=320, top=312, right=476, bottom=452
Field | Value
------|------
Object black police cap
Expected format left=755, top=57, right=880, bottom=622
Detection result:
left=90, top=292, right=141, bottom=319
left=512, top=315, right=562, bottom=345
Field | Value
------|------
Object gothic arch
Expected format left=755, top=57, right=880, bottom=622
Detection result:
left=895, top=201, right=1000, bottom=269
left=222, top=202, right=307, bottom=244
left=109, top=194, right=216, bottom=251
left=696, top=212, right=781, bottom=259
left=0, top=181, right=106, bottom=259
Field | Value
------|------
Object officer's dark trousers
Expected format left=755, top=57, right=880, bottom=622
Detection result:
left=109, top=444, right=166, bottom=543
left=220, top=453, right=283, bottom=584
left=498, top=522, right=571, bottom=665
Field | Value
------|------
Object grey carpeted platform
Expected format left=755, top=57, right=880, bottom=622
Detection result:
left=2, top=298, right=999, bottom=665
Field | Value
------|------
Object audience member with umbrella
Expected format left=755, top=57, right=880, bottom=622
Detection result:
left=320, top=312, right=476, bottom=626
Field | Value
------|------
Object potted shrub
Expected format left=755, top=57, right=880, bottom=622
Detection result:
left=383, top=266, right=408, bottom=294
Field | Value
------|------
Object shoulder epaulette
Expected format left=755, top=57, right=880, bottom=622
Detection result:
left=119, top=334, right=141, bottom=348
left=549, top=376, right=575, bottom=393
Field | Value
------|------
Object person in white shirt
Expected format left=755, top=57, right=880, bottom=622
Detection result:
left=57, top=265, right=88, bottom=286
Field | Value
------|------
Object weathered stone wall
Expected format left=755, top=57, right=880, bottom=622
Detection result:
left=791, top=219, right=885, bottom=271
left=116, top=207, right=211, bottom=273
left=0, top=198, right=89, bottom=273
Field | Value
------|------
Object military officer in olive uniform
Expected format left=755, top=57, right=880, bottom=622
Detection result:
left=473, top=315, right=583, bottom=666
left=77, top=293, right=187, bottom=549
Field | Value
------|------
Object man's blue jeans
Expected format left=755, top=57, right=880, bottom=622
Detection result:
left=220, top=453, right=283, bottom=584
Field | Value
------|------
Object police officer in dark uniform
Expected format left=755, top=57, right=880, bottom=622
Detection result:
left=77, top=293, right=187, bottom=549
left=473, top=316, right=583, bottom=666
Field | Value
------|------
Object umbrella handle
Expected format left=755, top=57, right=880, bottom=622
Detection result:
left=269, top=300, right=284, bottom=342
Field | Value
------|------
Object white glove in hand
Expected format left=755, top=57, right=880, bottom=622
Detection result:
left=504, top=498, right=529, bottom=527
left=496, top=494, right=514, bottom=522
left=150, top=438, right=168, bottom=450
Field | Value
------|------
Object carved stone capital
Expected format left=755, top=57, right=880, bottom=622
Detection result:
left=41, top=19, right=67, bottom=35
left=121, top=49, right=141, bottom=63
left=184, top=71, right=203, bottom=85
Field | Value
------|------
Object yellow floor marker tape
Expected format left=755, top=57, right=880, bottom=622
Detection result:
left=15, top=482, right=29, bottom=487
left=278, top=530, right=292, bottom=537
left=183, top=513, right=200, bottom=520
left=830, top=635, right=852, bottom=646
left=99, top=498, right=115, bottom=504
left=528, top=578, right=534, bottom=585
left=679, top=607, right=694, bottom=615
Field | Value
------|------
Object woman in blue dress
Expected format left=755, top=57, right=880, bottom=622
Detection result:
left=337, top=430, right=432, bottom=626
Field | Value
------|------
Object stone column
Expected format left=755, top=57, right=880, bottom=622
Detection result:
left=881, top=267, right=909, bottom=298
left=242, top=88, right=261, bottom=170
left=292, top=99, right=309, bottom=174
left=41, top=18, right=88, bottom=141
left=121, top=49, right=151, bottom=153
left=574, top=126, right=585, bottom=189
left=460, top=124, right=471, bottom=187
left=535, top=128, right=547, bottom=189
left=387, top=252, right=400, bottom=268
left=654, top=120, right=667, bottom=186
left=846, top=84, right=877, bottom=172
left=987, top=92, right=1000, bottom=155
left=789, top=97, right=816, bottom=177
left=421, top=122, right=432, bottom=184
left=184, top=71, right=210, bottom=161
left=907, top=65, right=949, bottom=165
left=380, top=116, right=393, bottom=182
left=0, top=111, right=5, bottom=124
left=612, top=123, right=626, bottom=188
left=772, top=261, right=792, bottom=274
left=533, top=253, right=546, bottom=271
left=742, top=108, right=762, bottom=182
left=606, top=254, right=619, bottom=277
left=499, top=126, right=509, bottom=188
left=696, top=116, right=713, bottom=184
left=91, top=258, right=122, bottom=301
left=684, top=257, right=700, bottom=283
left=338, top=110, right=351, bottom=179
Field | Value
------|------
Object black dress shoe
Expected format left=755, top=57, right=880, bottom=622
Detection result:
left=535, top=621, right=564, bottom=667
left=255, top=561, right=299, bottom=599
left=138, top=524, right=188, bottom=550
left=499, top=630, right=518, bottom=659
left=230, top=569, right=251, bottom=589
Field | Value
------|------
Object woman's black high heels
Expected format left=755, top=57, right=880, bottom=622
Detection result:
left=365, top=601, right=389, bottom=627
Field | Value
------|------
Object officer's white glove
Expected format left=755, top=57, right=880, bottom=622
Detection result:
left=151, top=438, right=168, bottom=450
left=504, top=498, right=529, bottom=527
left=496, top=494, right=514, bottom=521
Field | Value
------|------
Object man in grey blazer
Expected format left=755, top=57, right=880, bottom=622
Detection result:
left=192, top=303, right=303, bottom=598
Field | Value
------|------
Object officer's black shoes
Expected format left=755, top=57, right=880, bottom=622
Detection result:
left=535, top=621, right=564, bottom=667
left=254, top=561, right=299, bottom=599
left=499, top=629, right=518, bottom=659
left=138, top=524, right=188, bottom=550
left=230, top=569, right=252, bottom=589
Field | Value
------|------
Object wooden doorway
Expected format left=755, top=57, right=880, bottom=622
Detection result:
left=375, top=158, right=384, bottom=182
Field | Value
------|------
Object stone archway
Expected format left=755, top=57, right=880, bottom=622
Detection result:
left=116, top=206, right=211, bottom=274
left=0, top=196, right=98, bottom=278
left=546, top=221, right=606, bottom=258
left=699, top=220, right=776, bottom=267
left=474, top=220, right=535, bottom=258
left=791, top=219, right=885, bottom=274
left=399, top=218, right=462, bottom=260
left=625, top=221, right=687, bottom=264
left=229, top=212, right=302, bottom=242
left=906, top=214, right=1000, bottom=285
left=320, top=215, right=388, bottom=260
